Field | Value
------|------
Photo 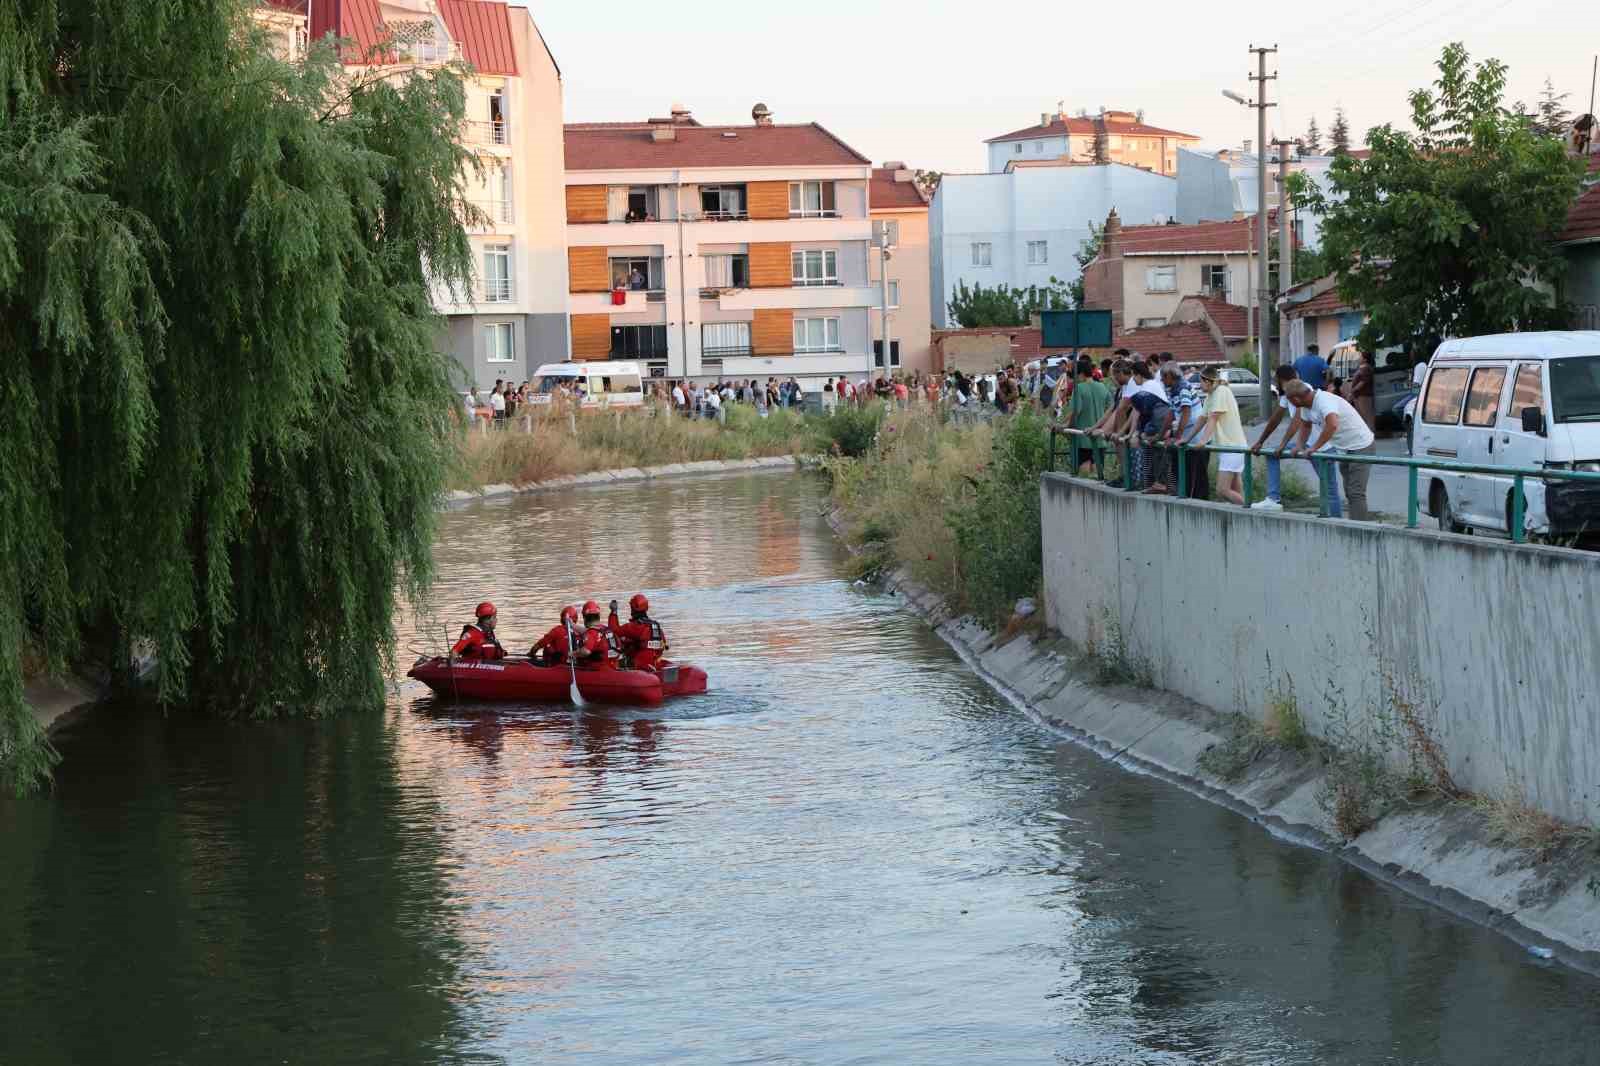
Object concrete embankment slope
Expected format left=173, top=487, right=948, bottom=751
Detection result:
left=1040, top=473, right=1600, bottom=826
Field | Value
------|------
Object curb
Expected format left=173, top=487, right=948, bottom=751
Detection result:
left=445, top=455, right=805, bottom=508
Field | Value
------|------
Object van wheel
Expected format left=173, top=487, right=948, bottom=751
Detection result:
left=1432, top=484, right=1466, bottom=534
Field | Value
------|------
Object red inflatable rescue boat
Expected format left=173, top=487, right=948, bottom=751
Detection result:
left=406, top=656, right=707, bottom=706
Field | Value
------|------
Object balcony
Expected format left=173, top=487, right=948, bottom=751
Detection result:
left=463, top=120, right=509, bottom=148
left=478, top=278, right=514, bottom=303
left=468, top=199, right=514, bottom=225
left=702, top=345, right=753, bottom=359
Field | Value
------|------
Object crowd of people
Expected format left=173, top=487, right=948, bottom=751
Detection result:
left=452, top=596, right=670, bottom=672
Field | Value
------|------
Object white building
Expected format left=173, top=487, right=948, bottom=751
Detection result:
left=983, top=108, right=1200, bottom=176
left=563, top=105, right=877, bottom=382
left=1175, top=147, right=1335, bottom=251
left=306, top=0, right=570, bottom=388
left=928, top=161, right=1177, bottom=328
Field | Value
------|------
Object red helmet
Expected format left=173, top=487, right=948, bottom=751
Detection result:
left=476, top=601, right=497, bottom=619
left=560, top=605, right=579, bottom=625
left=629, top=593, right=649, bottom=615
left=581, top=600, right=602, bottom=619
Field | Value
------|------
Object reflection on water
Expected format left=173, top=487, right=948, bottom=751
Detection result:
left=6, top=470, right=1600, bottom=1065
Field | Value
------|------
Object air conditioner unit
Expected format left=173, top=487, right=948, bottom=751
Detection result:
left=646, top=292, right=666, bottom=303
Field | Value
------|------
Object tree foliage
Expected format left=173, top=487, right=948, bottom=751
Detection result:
left=1091, top=118, right=1111, bottom=165
left=1069, top=223, right=1103, bottom=308
left=1329, top=107, right=1352, bottom=155
left=1290, top=43, right=1585, bottom=355
left=914, top=169, right=942, bottom=196
left=947, top=278, right=1072, bottom=328
left=0, top=0, right=476, bottom=791
left=1300, top=116, right=1323, bottom=155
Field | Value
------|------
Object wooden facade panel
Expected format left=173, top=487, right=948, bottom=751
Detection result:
left=568, top=247, right=610, bottom=293
left=747, top=180, right=790, bottom=221
left=565, top=184, right=608, bottom=224
left=748, top=242, right=792, bottom=288
left=570, top=314, right=612, bottom=360
left=752, top=309, right=793, bottom=356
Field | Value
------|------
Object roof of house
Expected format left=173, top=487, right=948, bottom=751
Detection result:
left=1118, top=216, right=1258, bottom=255
left=565, top=119, right=704, bottom=130
left=307, top=0, right=518, bottom=75
left=932, top=327, right=1066, bottom=362
left=870, top=168, right=928, bottom=209
left=1180, top=294, right=1258, bottom=337
left=986, top=114, right=1199, bottom=145
left=1112, top=321, right=1225, bottom=363
left=1559, top=181, right=1600, bottom=245
left=1284, top=285, right=1354, bottom=318
left=564, top=122, right=871, bottom=171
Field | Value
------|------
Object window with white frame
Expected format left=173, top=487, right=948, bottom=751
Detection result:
left=887, top=280, right=900, bottom=307
left=485, top=322, right=515, bottom=362
left=1137, top=317, right=1167, bottom=328
left=701, top=322, right=752, bottom=357
left=873, top=339, right=901, bottom=368
left=971, top=242, right=992, bottom=267
left=482, top=244, right=512, bottom=301
left=1200, top=264, right=1228, bottom=293
left=1026, top=240, right=1048, bottom=265
left=791, top=249, right=839, bottom=287
left=702, top=254, right=749, bottom=289
left=1144, top=264, right=1176, bottom=292
left=1014, top=142, right=1022, bottom=154
left=793, top=317, right=841, bottom=353
left=788, top=181, right=837, bottom=218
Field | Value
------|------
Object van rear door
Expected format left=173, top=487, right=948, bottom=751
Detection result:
left=1417, top=363, right=1470, bottom=520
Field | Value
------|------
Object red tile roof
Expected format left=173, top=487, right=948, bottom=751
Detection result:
left=309, top=0, right=518, bottom=75
left=987, top=114, right=1199, bottom=144
left=1119, top=217, right=1256, bottom=255
left=564, top=123, right=870, bottom=171
left=1559, top=181, right=1600, bottom=244
left=1112, top=322, right=1225, bottom=363
left=1284, top=286, right=1354, bottom=318
left=1183, top=295, right=1257, bottom=337
left=566, top=119, right=704, bottom=130
left=870, top=168, right=928, bottom=210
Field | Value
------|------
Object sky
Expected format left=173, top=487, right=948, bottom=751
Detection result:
left=519, top=0, right=1597, bottom=174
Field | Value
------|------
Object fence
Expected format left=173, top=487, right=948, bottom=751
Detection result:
left=1047, top=427, right=1600, bottom=543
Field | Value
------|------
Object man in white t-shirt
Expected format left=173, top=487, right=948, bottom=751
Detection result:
left=1286, top=381, right=1376, bottom=520
left=1248, top=365, right=1306, bottom=511
left=671, top=381, right=687, bottom=416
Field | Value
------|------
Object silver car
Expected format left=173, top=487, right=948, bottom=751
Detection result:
left=1222, top=367, right=1266, bottom=420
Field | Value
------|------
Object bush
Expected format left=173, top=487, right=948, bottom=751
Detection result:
left=815, top=403, right=886, bottom=458
left=946, top=410, right=1051, bottom=623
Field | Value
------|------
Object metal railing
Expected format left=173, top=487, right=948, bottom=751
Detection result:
left=1047, top=426, right=1600, bottom=544
left=468, top=198, right=513, bottom=224
left=478, top=278, right=513, bottom=303
left=463, top=120, right=509, bottom=147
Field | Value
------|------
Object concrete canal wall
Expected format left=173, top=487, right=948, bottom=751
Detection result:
left=1039, top=472, right=1600, bottom=826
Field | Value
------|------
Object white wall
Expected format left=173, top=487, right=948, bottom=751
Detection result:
left=930, top=165, right=1177, bottom=327
left=988, top=134, right=1070, bottom=174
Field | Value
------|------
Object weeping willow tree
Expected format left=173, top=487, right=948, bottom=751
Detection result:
left=1, top=0, right=476, bottom=792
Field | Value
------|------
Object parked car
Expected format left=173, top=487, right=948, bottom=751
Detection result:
left=1220, top=367, right=1268, bottom=419
left=1412, top=331, right=1600, bottom=538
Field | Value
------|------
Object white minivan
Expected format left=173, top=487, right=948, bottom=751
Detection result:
left=1414, top=332, right=1600, bottom=537
left=525, top=361, right=646, bottom=410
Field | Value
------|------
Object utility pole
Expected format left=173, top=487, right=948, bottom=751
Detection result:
left=876, top=223, right=894, bottom=382
left=1275, top=140, right=1294, bottom=368
left=1250, top=45, right=1277, bottom=414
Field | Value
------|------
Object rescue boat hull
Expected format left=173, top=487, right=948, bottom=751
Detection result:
left=406, top=657, right=706, bottom=706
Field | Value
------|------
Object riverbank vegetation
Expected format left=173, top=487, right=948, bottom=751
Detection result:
left=825, top=407, right=1050, bottom=625
left=3, top=7, right=475, bottom=792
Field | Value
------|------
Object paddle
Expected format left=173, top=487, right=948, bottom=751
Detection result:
left=565, top=619, right=586, bottom=708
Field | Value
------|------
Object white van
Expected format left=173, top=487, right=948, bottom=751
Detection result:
left=525, top=361, right=646, bottom=410
left=1413, top=332, right=1600, bottom=537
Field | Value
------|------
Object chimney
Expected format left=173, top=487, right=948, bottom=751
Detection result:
left=882, top=160, right=912, bottom=183
left=752, top=102, right=773, bottom=126
left=1041, top=112, right=1051, bottom=128
left=652, top=125, right=676, bottom=142
left=669, top=102, right=693, bottom=124
left=1242, top=139, right=1252, bottom=154
left=1100, top=208, right=1122, bottom=259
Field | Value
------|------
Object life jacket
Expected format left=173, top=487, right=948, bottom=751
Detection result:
left=456, top=623, right=505, bottom=658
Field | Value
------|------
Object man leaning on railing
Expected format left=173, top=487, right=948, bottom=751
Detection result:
left=1282, top=380, right=1377, bottom=521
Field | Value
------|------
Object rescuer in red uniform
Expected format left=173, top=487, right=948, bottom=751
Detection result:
left=608, top=594, right=669, bottom=671
left=575, top=601, right=621, bottom=669
left=451, top=602, right=507, bottom=660
left=529, top=606, right=582, bottom=666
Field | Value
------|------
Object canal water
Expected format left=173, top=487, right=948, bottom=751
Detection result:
left=5, top=470, right=1600, bottom=1065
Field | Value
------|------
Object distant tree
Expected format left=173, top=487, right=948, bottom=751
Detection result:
left=1531, top=77, right=1572, bottom=138
left=1069, top=223, right=1104, bottom=307
left=1091, top=116, right=1110, bottom=165
left=1329, top=107, right=1352, bottom=155
left=947, top=279, right=1072, bottom=328
left=1303, top=115, right=1324, bottom=154
left=1290, top=43, right=1585, bottom=355
left=914, top=169, right=942, bottom=196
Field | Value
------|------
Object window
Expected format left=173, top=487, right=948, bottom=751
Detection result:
left=1034, top=141, right=1043, bottom=153
left=1292, top=219, right=1306, bottom=246
left=788, top=181, right=837, bottom=218
left=1200, top=264, right=1228, bottom=293
left=793, top=317, right=841, bottom=353
left=700, top=184, right=746, bottom=219
left=1508, top=362, right=1544, bottom=421
left=1145, top=265, right=1176, bottom=292
left=791, top=249, right=839, bottom=287
left=1014, top=142, right=1022, bottom=155
left=887, top=280, right=900, bottom=307
left=626, top=186, right=657, bottom=222
left=703, top=254, right=749, bottom=289
left=1027, top=240, right=1049, bottom=265
left=971, top=242, right=992, bottom=267
left=486, top=88, right=507, bottom=144
left=1137, top=317, right=1167, bottom=328
left=484, top=322, right=515, bottom=363
left=702, top=322, right=752, bottom=358
left=482, top=244, right=512, bottom=301
left=1422, top=366, right=1469, bottom=425
left=1550, top=356, right=1600, bottom=423
left=1463, top=367, right=1507, bottom=427
left=610, top=256, right=663, bottom=291
left=610, top=325, right=669, bottom=358
left=872, top=339, right=901, bottom=368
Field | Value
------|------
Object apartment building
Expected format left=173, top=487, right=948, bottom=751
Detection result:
left=985, top=108, right=1200, bottom=176
left=868, top=165, right=932, bottom=376
left=298, top=0, right=568, bottom=388
left=929, top=163, right=1175, bottom=328
left=1176, top=146, right=1331, bottom=251
left=563, top=105, right=876, bottom=382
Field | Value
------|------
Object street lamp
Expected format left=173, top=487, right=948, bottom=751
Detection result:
left=1222, top=76, right=1273, bottom=412
left=1221, top=89, right=1249, bottom=106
